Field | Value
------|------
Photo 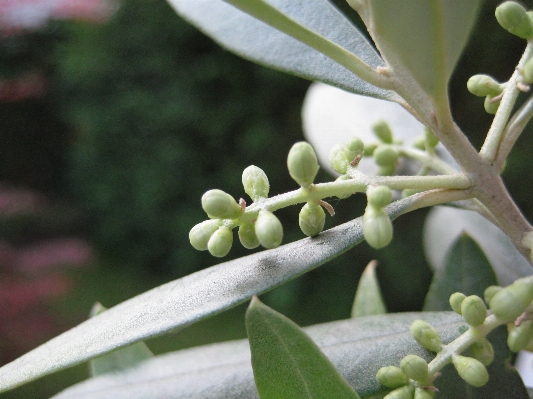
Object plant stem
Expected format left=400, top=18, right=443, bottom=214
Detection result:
left=399, top=147, right=458, bottom=175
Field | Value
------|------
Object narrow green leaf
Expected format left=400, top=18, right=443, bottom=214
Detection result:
left=423, top=233, right=498, bottom=311
left=88, top=303, right=154, bottom=377
left=166, top=0, right=399, bottom=101
left=0, top=197, right=414, bottom=393
left=351, top=260, right=387, bottom=318
left=246, top=296, right=360, bottom=399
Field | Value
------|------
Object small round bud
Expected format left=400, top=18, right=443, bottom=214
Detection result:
left=484, top=95, right=500, bottom=115
left=201, top=189, right=243, bottom=219
left=372, top=120, right=393, bottom=143
left=189, top=220, right=220, bottom=251
left=344, top=137, right=365, bottom=161
left=377, top=164, right=396, bottom=176
left=508, top=320, right=533, bottom=352
left=374, top=145, right=399, bottom=166
left=467, top=75, right=503, bottom=97
left=413, top=136, right=426, bottom=151
left=335, top=175, right=353, bottom=199
left=414, top=387, right=434, bottom=399
left=367, top=185, right=393, bottom=209
left=287, top=142, right=319, bottom=189
left=383, top=384, right=414, bottom=399
left=469, top=338, right=494, bottom=366
left=363, top=206, right=393, bottom=249
left=495, top=1, right=533, bottom=40
left=489, top=278, right=533, bottom=321
left=424, top=128, right=439, bottom=151
left=329, top=143, right=350, bottom=174
left=449, top=292, right=466, bottom=315
left=452, top=355, right=489, bottom=387
left=410, top=320, right=442, bottom=353
left=376, top=366, right=409, bottom=388
left=299, top=202, right=326, bottom=237
left=207, top=227, right=233, bottom=257
left=461, top=295, right=487, bottom=327
left=483, top=285, right=502, bottom=305
left=255, top=210, right=283, bottom=249
left=400, top=354, right=429, bottom=383
left=238, top=223, right=260, bottom=249
left=364, top=142, right=378, bottom=156
left=242, top=165, right=269, bottom=201
left=523, top=56, right=533, bottom=84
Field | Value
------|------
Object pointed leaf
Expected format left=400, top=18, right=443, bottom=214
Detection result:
left=351, top=260, right=387, bottom=318
left=246, top=296, right=360, bottom=399
left=166, top=0, right=399, bottom=101
left=0, top=197, right=414, bottom=392
left=423, top=233, right=498, bottom=311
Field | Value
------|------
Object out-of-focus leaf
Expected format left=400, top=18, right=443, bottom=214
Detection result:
left=424, top=234, right=497, bottom=311
left=89, top=303, right=154, bottom=377
left=0, top=197, right=414, bottom=393
left=351, top=260, right=386, bottom=318
left=246, top=296, right=360, bottom=399
left=52, top=312, right=465, bottom=399
left=166, top=0, right=399, bottom=101
left=423, top=207, right=532, bottom=286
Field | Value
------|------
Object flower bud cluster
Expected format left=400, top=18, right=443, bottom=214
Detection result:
left=495, top=1, right=533, bottom=40
left=466, top=75, right=504, bottom=115
left=488, top=277, right=533, bottom=322
left=363, top=185, right=393, bottom=249
left=371, top=120, right=399, bottom=176
left=329, top=136, right=364, bottom=174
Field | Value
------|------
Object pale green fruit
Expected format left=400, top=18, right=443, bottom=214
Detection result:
left=238, top=223, right=260, bottom=249
left=469, top=338, right=494, bottom=366
left=383, top=385, right=414, bottom=399
left=367, top=185, right=392, bottom=209
left=255, top=210, right=283, bottom=249
left=495, top=1, right=533, bottom=40
left=483, top=285, right=502, bottom=305
left=414, top=387, right=434, bottom=399
left=287, top=142, right=319, bottom=189
left=489, top=277, right=533, bottom=321
left=410, top=320, right=442, bottom=353
left=299, top=202, right=326, bottom=237
left=242, top=165, right=269, bottom=201
left=467, top=75, right=503, bottom=97
left=376, top=366, right=409, bottom=388
left=484, top=95, right=500, bottom=115
left=329, top=143, right=350, bottom=174
left=523, top=56, right=533, bottom=84
left=207, top=227, right=233, bottom=257
left=452, top=355, right=489, bottom=387
left=189, top=220, right=220, bottom=251
left=400, top=354, right=429, bottom=383
left=461, top=295, right=487, bottom=327
left=508, top=320, right=533, bottom=352
left=372, top=120, right=393, bottom=143
left=374, top=145, right=399, bottom=166
left=363, top=206, right=393, bottom=249
left=449, top=292, right=466, bottom=315
left=201, top=189, right=243, bottom=219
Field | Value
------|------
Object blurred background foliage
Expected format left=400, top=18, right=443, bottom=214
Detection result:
left=1, top=0, right=532, bottom=397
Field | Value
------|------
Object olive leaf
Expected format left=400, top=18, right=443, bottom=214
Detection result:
left=351, top=260, right=387, bottom=318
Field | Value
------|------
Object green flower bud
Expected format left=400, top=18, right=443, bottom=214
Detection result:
left=329, top=143, right=350, bottom=174
left=484, top=95, right=500, bottom=115
left=376, top=366, right=409, bottom=388
left=344, top=137, right=365, bottom=162
left=489, top=278, right=533, bottom=321
left=414, top=387, right=434, bottom=399
left=413, top=136, right=426, bottom=151
left=410, top=320, right=442, bottom=353
left=523, top=56, right=533, bottom=84
left=467, top=75, right=503, bottom=97
left=461, top=295, right=487, bottom=327
left=207, top=227, right=233, bottom=257
left=242, top=165, right=269, bottom=201
left=452, top=355, right=489, bottom=387
left=255, top=210, right=283, bottom=249
left=364, top=142, right=378, bottom=156
left=400, top=354, right=429, bottom=383
left=238, top=223, right=260, bottom=249
left=469, top=338, right=494, bottom=366
left=484, top=285, right=502, bottom=305
left=299, top=202, right=325, bottom=237
left=363, top=206, right=393, bottom=249
left=508, top=320, right=533, bottom=352
left=383, top=384, right=414, bottom=399
left=374, top=145, right=399, bottom=166
left=377, top=164, right=396, bottom=176
left=189, top=220, right=220, bottom=251
left=201, top=189, right=243, bottom=219
left=424, top=128, right=439, bottom=151
left=335, top=175, right=353, bottom=199
left=449, top=292, right=466, bottom=315
left=367, top=185, right=393, bottom=209
left=372, top=120, right=393, bottom=143
left=495, top=1, right=533, bottom=40
left=287, top=142, right=319, bottom=189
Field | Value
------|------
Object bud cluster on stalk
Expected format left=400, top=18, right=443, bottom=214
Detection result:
left=466, top=74, right=505, bottom=115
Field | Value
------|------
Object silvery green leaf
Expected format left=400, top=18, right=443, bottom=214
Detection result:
left=0, top=198, right=414, bottom=393
left=351, top=260, right=387, bottom=318
left=423, top=206, right=532, bottom=285
left=52, top=312, right=464, bottom=399
left=166, top=0, right=399, bottom=101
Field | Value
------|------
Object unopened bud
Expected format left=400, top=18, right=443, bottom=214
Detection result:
left=242, top=165, right=269, bottom=201
left=495, top=1, right=533, bottom=40
left=344, top=137, right=365, bottom=161
left=414, top=387, right=434, bottom=399
left=383, top=385, right=414, bottom=399
left=367, top=185, right=393, bottom=209
left=207, top=227, right=233, bottom=257
left=483, top=285, right=502, bottom=305
left=452, top=355, right=489, bottom=387
left=489, top=277, right=533, bottom=321
left=424, top=128, right=439, bottom=151
left=508, top=320, right=533, bottom=352
left=469, top=338, right=494, bottom=366
left=299, top=202, right=326, bottom=237
left=201, top=189, right=243, bottom=219
left=377, top=164, right=396, bottom=176
left=461, top=295, right=487, bottom=327
left=523, top=56, right=533, bottom=84
left=449, top=292, right=466, bottom=315
left=376, top=366, right=409, bottom=388
left=400, top=354, right=429, bottom=383
left=363, top=206, right=393, bottom=249
left=374, top=145, right=399, bottom=166
left=287, top=142, right=319, bottom=189
left=255, top=210, right=283, bottom=249
left=329, top=143, right=350, bottom=174
left=372, top=120, right=393, bottom=143
left=467, top=75, right=503, bottom=97
left=189, top=220, right=220, bottom=251
left=238, top=223, right=260, bottom=249
left=484, top=95, right=500, bottom=115
left=364, top=142, right=378, bottom=156
left=410, top=320, right=442, bottom=353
